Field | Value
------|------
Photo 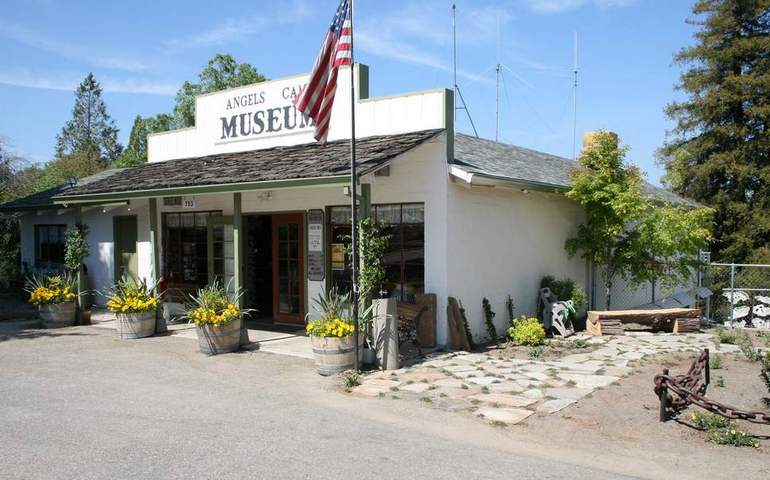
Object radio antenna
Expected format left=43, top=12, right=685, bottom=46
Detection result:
left=572, top=30, right=579, bottom=161
left=452, top=3, right=479, bottom=138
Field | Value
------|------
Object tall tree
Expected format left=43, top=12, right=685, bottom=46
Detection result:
left=55, top=73, right=122, bottom=165
left=114, top=113, right=173, bottom=167
left=660, top=0, right=770, bottom=263
left=173, top=54, right=267, bottom=128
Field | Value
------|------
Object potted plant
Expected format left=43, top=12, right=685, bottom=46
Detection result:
left=186, top=281, right=246, bottom=355
left=306, top=286, right=359, bottom=375
left=104, top=276, right=159, bottom=339
left=25, top=274, right=78, bottom=328
left=64, top=223, right=89, bottom=324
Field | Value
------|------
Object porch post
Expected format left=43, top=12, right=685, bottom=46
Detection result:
left=74, top=206, right=83, bottom=325
left=360, top=183, right=372, bottom=220
left=149, top=198, right=166, bottom=333
left=233, top=192, right=248, bottom=346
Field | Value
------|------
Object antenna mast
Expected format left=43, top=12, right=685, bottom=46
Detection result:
left=572, top=31, right=579, bottom=161
left=452, top=2, right=479, bottom=138
left=495, top=63, right=501, bottom=142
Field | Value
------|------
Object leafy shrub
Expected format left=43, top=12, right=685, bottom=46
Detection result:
left=341, top=370, right=361, bottom=391
left=709, top=353, right=723, bottom=370
left=714, top=327, right=740, bottom=345
left=104, top=276, right=159, bottom=314
left=690, top=412, right=759, bottom=448
left=25, top=274, right=77, bottom=305
left=540, top=275, right=586, bottom=308
left=482, top=297, right=498, bottom=345
left=509, top=317, right=546, bottom=346
left=528, top=345, right=544, bottom=360
left=506, top=295, right=516, bottom=328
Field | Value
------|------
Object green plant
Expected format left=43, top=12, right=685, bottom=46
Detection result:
left=311, top=285, right=352, bottom=322
left=709, top=353, right=723, bottom=370
left=341, top=370, right=361, bottom=391
left=715, top=376, right=725, bottom=388
left=104, top=275, right=159, bottom=313
left=540, top=275, right=586, bottom=309
left=528, top=345, right=544, bottom=360
left=690, top=411, right=760, bottom=448
left=737, top=335, right=762, bottom=362
left=506, top=295, right=516, bottom=328
left=509, top=317, right=546, bottom=346
left=482, top=297, right=499, bottom=345
left=714, top=327, right=739, bottom=345
left=64, top=224, right=89, bottom=273
left=459, top=301, right=475, bottom=350
left=24, top=274, right=77, bottom=305
left=184, top=280, right=248, bottom=326
left=570, top=338, right=589, bottom=350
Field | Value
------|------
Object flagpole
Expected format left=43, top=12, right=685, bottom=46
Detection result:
left=349, top=0, right=360, bottom=372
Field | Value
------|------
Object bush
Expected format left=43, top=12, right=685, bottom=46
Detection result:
left=690, top=411, right=760, bottom=448
left=509, top=317, right=546, bottom=346
left=540, top=275, right=586, bottom=308
left=714, top=327, right=740, bottom=345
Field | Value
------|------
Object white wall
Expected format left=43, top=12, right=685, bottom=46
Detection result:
left=148, top=65, right=449, bottom=162
left=446, top=184, right=588, bottom=341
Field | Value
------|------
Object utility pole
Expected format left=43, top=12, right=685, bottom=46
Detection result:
left=572, top=31, right=579, bottom=161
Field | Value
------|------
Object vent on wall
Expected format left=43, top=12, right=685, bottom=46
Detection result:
left=163, top=196, right=182, bottom=206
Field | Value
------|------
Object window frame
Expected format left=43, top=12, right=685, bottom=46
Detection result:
left=34, top=224, right=67, bottom=268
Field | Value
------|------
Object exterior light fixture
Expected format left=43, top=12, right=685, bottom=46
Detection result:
left=67, top=176, right=77, bottom=187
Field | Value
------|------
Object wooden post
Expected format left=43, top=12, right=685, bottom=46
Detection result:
left=659, top=368, right=669, bottom=422
left=233, top=193, right=248, bottom=346
left=74, top=206, right=83, bottom=326
left=149, top=198, right=166, bottom=333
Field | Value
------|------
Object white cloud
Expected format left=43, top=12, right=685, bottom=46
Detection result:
left=162, top=1, right=314, bottom=53
left=0, top=68, right=178, bottom=96
left=0, top=20, right=151, bottom=71
left=523, top=0, right=637, bottom=13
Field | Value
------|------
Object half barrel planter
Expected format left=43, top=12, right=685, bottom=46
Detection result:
left=196, top=317, right=241, bottom=355
left=311, top=335, right=360, bottom=376
left=39, top=302, right=76, bottom=328
left=117, top=311, right=156, bottom=339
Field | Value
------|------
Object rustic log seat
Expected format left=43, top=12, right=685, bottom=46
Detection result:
left=587, top=308, right=701, bottom=336
left=396, top=302, right=428, bottom=353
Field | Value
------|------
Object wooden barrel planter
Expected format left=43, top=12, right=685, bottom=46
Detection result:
left=196, top=317, right=241, bottom=355
left=116, top=311, right=156, bottom=339
left=39, top=302, right=76, bottom=328
left=311, top=335, right=359, bottom=376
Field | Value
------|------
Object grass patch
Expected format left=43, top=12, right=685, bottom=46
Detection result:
left=419, top=396, right=433, bottom=404
left=690, top=412, right=759, bottom=448
left=341, top=370, right=361, bottom=392
left=709, top=354, right=723, bottom=370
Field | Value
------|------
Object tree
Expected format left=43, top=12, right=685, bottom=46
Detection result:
left=173, top=54, right=267, bottom=128
left=0, top=139, right=32, bottom=288
left=660, top=0, right=770, bottom=263
left=114, top=113, right=173, bottom=167
left=565, top=132, right=647, bottom=310
left=56, top=73, right=122, bottom=165
left=35, top=143, right=104, bottom=191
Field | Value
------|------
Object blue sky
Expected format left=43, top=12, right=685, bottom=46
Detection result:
left=0, top=0, right=697, bottom=185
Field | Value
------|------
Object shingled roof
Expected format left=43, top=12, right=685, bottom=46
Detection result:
left=0, top=169, right=124, bottom=211
left=56, top=129, right=443, bottom=199
left=454, top=133, right=699, bottom=207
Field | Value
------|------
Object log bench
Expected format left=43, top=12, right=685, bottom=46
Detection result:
left=587, top=308, right=701, bottom=336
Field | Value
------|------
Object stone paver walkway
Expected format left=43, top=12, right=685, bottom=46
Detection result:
left=351, top=332, right=740, bottom=425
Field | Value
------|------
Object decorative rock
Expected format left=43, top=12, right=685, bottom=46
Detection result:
left=537, top=398, right=577, bottom=414
left=476, top=407, right=534, bottom=425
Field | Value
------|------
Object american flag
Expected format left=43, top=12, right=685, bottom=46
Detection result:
left=293, top=0, right=352, bottom=143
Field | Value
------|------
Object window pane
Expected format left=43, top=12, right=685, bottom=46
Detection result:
left=330, top=206, right=352, bottom=224
left=402, top=204, right=424, bottom=224
left=375, top=205, right=400, bottom=224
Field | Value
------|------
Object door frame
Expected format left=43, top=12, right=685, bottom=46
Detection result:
left=206, top=215, right=234, bottom=285
left=271, top=213, right=306, bottom=325
left=113, top=215, right=138, bottom=282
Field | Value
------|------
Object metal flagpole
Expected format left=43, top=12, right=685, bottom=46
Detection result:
left=349, top=0, right=360, bottom=372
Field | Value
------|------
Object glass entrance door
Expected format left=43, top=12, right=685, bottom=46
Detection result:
left=206, top=215, right=235, bottom=296
left=272, top=214, right=304, bottom=324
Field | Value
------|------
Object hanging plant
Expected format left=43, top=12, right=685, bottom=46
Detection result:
left=482, top=297, right=499, bottom=345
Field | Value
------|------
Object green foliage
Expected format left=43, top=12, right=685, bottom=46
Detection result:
left=458, top=302, right=475, bottom=350
left=35, top=143, right=106, bottom=191
left=482, top=297, right=498, bottom=345
left=540, top=275, right=586, bottom=308
left=55, top=73, right=121, bottom=164
left=660, top=0, right=770, bottom=264
left=509, top=317, right=546, bottom=346
left=173, top=54, right=267, bottom=128
left=341, top=370, right=361, bottom=392
left=311, top=285, right=352, bottom=322
left=566, top=131, right=712, bottom=309
left=709, top=353, right=723, bottom=370
left=115, top=113, right=175, bottom=167
left=713, top=327, right=739, bottom=345
left=353, top=218, right=390, bottom=302
left=112, top=149, right=146, bottom=168
left=528, top=345, right=544, bottom=360
left=64, top=224, right=89, bottom=273
left=506, top=295, right=516, bottom=328
left=691, top=411, right=759, bottom=448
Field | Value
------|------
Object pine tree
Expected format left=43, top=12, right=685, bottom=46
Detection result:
left=114, top=113, right=173, bottom=167
left=55, top=73, right=122, bottom=166
left=660, top=0, right=770, bottom=263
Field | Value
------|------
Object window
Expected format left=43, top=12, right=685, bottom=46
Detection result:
left=328, top=203, right=424, bottom=302
left=35, top=225, right=67, bottom=267
left=163, top=211, right=222, bottom=287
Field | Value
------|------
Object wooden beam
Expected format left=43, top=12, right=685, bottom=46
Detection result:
left=149, top=198, right=166, bottom=333
left=233, top=193, right=249, bottom=346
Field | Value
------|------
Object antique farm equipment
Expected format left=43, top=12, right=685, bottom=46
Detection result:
left=39, top=302, right=76, bottom=328
left=654, top=349, right=770, bottom=425
left=116, top=311, right=156, bottom=339
left=538, top=287, right=575, bottom=338
left=587, top=308, right=701, bottom=336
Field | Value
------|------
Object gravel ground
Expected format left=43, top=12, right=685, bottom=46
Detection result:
left=0, top=321, right=767, bottom=479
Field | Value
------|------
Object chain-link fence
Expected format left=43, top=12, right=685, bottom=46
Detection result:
left=590, top=264, right=699, bottom=311
left=703, top=263, right=770, bottom=327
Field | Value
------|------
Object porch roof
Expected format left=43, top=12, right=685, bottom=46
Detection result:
left=52, top=129, right=443, bottom=203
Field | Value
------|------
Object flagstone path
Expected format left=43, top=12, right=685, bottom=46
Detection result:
left=350, top=332, right=741, bottom=426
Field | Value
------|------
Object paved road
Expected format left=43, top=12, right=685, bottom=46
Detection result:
left=0, top=322, right=634, bottom=480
